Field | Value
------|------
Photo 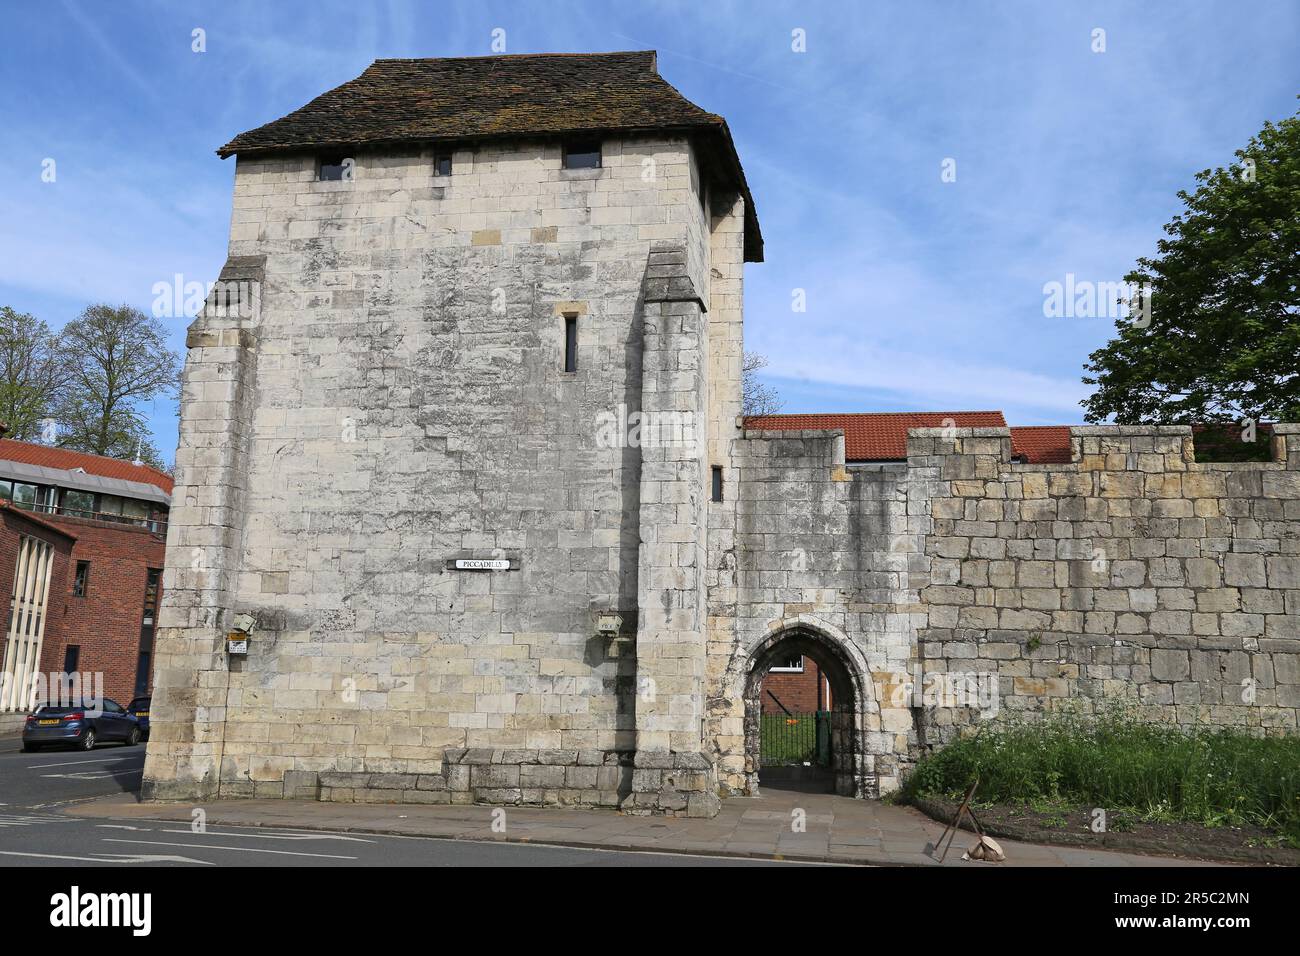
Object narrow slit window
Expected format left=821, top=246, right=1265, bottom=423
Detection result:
left=434, top=152, right=452, bottom=176
left=563, top=315, right=578, bottom=372
left=562, top=140, right=601, bottom=170
left=711, top=466, right=723, bottom=502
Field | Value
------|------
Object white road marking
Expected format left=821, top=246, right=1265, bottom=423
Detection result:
left=94, top=853, right=215, bottom=865
left=41, top=769, right=143, bottom=780
left=0, top=850, right=137, bottom=863
left=30, top=755, right=141, bottom=769
left=102, top=838, right=357, bottom=860
left=0, top=813, right=74, bottom=828
left=97, top=824, right=153, bottom=831
left=158, top=827, right=374, bottom=843
left=0, top=853, right=206, bottom=868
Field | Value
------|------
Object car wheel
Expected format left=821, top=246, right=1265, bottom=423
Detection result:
left=21, top=743, right=40, bottom=753
left=126, top=726, right=141, bottom=746
left=79, top=729, right=96, bottom=751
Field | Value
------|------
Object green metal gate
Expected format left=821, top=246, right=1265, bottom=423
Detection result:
left=760, top=711, right=832, bottom=766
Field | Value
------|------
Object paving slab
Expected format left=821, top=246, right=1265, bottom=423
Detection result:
left=62, top=785, right=1224, bottom=867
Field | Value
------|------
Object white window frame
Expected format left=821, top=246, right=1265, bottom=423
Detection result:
left=768, top=655, right=804, bottom=673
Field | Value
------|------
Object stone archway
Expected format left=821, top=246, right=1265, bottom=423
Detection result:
left=742, top=620, right=874, bottom=798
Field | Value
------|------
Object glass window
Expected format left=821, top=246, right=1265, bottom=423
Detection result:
left=72, top=561, right=89, bottom=597
left=0, top=481, right=11, bottom=501
left=562, top=140, right=601, bottom=170
left=122, top=498, right=149, bottom=521
left=11, top=483, right=37, bottom=508
left=98, top=495, right=124, bottom=516
left=769, top=655, right=805, bottom=673
left=434, top=153, right=452, bottom=176
left=63, top=490, right=95, bottom=517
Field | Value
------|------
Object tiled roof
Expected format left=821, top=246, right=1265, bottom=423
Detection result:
left=0, top=439, right=173, bottom=494
left=745, top=411, right=1008, bottom=461
left=217, top=51, right=763, bottom=260
left=1009, top=426, right=1074, bottom=464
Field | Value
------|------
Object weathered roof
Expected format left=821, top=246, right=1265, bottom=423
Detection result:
left=218, top=51, right=763, bottom=260
left=745, top=411, right=1009, bottom=461
left=0, top=439, right=173, bottom=496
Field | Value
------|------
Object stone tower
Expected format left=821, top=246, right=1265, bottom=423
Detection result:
left=143, top=51, right=762, bottom=815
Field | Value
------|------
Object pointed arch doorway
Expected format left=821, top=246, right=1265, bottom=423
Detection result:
left=743, top=624, right=865, bottom=797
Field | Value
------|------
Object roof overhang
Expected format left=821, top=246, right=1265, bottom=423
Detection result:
left=0, top=459, right=171, bottom=506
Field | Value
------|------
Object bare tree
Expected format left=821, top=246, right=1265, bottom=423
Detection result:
left=55, top=304, right=181, bottom=468
left=0, top=306, right=68, bottom=441
left=742, top=351, right=783, bottom=417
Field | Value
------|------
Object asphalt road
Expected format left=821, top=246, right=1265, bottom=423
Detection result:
left=0, top=738, right=805, bottom=867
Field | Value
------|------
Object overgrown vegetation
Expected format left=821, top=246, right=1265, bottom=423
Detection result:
left=903, top=710, right=1300, bottom=846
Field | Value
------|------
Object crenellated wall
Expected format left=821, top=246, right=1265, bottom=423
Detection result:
left=910, top=423, right=1300, bottom=742
left=709, top=422, right=1300, bottom=800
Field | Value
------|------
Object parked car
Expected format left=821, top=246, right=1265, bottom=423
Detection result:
left=126, top=696, right=151, bottom=740
left=21, top=698, right=142, bottom=752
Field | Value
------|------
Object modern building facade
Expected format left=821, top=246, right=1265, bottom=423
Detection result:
left=143, top=52, right=1300, bottom=815
left=0, top=439, right=170, bottom=728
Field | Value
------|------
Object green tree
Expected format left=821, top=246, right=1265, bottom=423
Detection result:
left=0, top=306, right=67, bottom=441
left=55, top=304, right=180, bottom=468
left=1082, top=107, right=1300, bottom=424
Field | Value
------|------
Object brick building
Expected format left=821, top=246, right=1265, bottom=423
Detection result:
left=0, top=439, right=170, bottom=728
left=144, top=51, right=1300, bottom=814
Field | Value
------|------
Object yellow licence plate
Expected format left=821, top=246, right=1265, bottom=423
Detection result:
left=37, top=719, right=60, bottom=726
left=136, top=712, right=149, bottom=718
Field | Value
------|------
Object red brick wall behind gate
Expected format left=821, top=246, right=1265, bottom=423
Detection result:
left=761, top=657, right=828, bottom=714
left=0, top=508, right=165, bottom=708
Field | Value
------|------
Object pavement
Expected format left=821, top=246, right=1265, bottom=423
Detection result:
left=0, top=741, right=801, bottom=866
left=63, top=777, right=1219, bottom=867
left=0, top=736, right=1225, bottom=866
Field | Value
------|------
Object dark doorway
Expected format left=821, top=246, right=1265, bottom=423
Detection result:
left=744, top=628, right=861, bottom=796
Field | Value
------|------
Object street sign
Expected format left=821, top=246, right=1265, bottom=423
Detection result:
left=453, top=559, right=511, bottom=571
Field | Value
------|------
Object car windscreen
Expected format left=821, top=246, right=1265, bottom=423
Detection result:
left=34, top=703, right=88, bottom=714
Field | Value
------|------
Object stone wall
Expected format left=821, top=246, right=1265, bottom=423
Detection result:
left=910, top=424, right=1300, bottom=741
left=706, top=428, right=923, bottom=798
left=144, top=136, right=733, bottom=808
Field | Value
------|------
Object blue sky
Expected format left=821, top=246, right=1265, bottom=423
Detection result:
left=1, top=1, right=1296, bottom=462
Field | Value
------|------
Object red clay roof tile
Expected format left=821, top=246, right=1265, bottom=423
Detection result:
left=0, top=439, right=173, bottom=494
left=1009, top=426, right=1074, bottom=464
left=745, top=411, right=1008, bottom=461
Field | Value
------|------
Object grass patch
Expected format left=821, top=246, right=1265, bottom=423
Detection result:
left=903, top=710, right=1300, bottom=847
left=759, top=713, right=818, bottom=764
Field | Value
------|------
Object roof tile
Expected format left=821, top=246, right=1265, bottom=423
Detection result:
left=0, top=439, right=173, bottom=494
left=1009, top=426, right=1074, bottom=464
left=218, top=51, right=762, bottom=260
left=745, top=411, right=1007, bottom=461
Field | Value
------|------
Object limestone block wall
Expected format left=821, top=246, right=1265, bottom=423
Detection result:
left=706, top=428, right=924, bottom=798
left=910, top=424, right=1300, bottom=742
left=145, top=135, right=727, bottom=804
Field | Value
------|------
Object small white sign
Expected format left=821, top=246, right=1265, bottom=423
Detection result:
left=454, top=559, right=511, bottom=571
left=227, top=637, right=249, bottom=655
